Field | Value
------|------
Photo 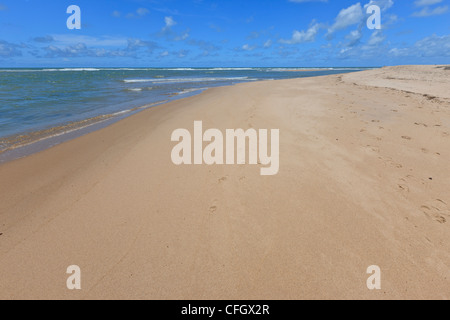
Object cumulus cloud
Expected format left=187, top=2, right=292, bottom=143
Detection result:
left=164, top=17, right=176, bottom=30
left=114, top=8, right=149, bottom=19
left=263, top=39, right=273, bottom=48
left=327, top=3, right=365, bottom=36
left=0, top=40, right=23, bottom=57
left=364, top=0, right=394, bottom=11
left=42, top=38, right=158, bottom=58
left=175, top=30, right=190, bottom=41
left=389, top=34, right=450, bottom=57
left=126, top=39, right=158, bottom=52
left=187, top=39, right=220, bottom=52
left=345, top=29, right=363, bottom=46
left=136, top=8, right=150, bottom=16
left=33, top=35, right=54, bottom=43
left=288, top=0, right=328, bottom=2
left=176, top=49, right=189, bottom=58
left=414, top=0, right=442, bottom=7
left=242, top=44, right=256, bottom=51
left=412, top=0, right=448, bottom=16
left=280, top=22, right=321, bottom=44
left=50, top=34, right=128, bottom=48
left=367, top=30, right=385, bottom=45
left=412, top=5, right=448, bottom=16
left=44, top=43, right=91, bottom=58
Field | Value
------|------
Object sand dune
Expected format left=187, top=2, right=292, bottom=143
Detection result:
left=0, top=65, right=449, bottom=299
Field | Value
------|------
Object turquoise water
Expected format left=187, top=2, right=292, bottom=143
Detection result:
left=0, top=67, right=372, bottom=154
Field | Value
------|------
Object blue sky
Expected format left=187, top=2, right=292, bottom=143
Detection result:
left=0, top=0, right=449, bottom=67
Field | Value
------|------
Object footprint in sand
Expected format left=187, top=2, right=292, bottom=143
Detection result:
left=414, top=122, right=428, bottom=127
left=209, top=206, right=218, bottom=213
left=218, top=176, right=227, bottom=183
left=209, top=198, right=220, bottom=214
left=397, top=175, right=428, bottom=196
left=397, top=181, right=410, bottom=193
left=363, top=145, right=380, bottom=155
left=402, top=136, right=412, bottom=140
left=381, top=156, right=403, bottom=169
left=421, top=199, right=449, bottom=224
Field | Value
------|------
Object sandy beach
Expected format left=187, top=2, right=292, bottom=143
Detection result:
left=0, top=65, right=449, bottom=299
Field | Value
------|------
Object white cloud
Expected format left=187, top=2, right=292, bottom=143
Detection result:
left=164, top=16, right=176, bottom=30
left=288, top=0, right=327, bottom=2
left=51, top=34, right=128, bottom=47
left=177, top=50, right=188, bottom=58
left=413, top=5, right=448, bottom=16
left=414, top=0, right=442, bottom=7
left=119, top=8, right=150, bottom=19
left=415, top=34, right=450, bottom=56
left=388, top=47, right=410, bottom=57
left=160, top=16, right=177, bottom=35
left=364, top=0, right=394, bottom=11
left=327, top=3, right=365, bottom=36
left=345, top=29, right=363, bottom=46
left=280, top=22, right=321, bottom=44
left=367, top=30, right=385, bottom=45
left=242, top=44, right=256, bottom=51
left=136, top=8, right=150, bottom=16
left=389, top=34, right=450, bottom=57
left=263, top=39, right=273, bottom=48
left=0, top=40, right=22, bottom=57
left=175, top=31, right=190, bottom=41
left=412, top=0, right=447, bottom=16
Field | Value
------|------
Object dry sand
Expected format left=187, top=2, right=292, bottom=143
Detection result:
left=0, top=65, right=449, bottom=300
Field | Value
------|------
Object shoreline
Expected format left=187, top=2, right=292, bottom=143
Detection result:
left=1, top=65, right=449, bottom=299
left=0, top=99, right=170, bottom=164
left=0, top=69, right=363, bottom=165
left=0, top=67, right=376, bottom=165
left=0, top=88, right=208, bottom=164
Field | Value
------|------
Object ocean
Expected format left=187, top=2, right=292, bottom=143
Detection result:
left=0, top=67, right=372, bottom=161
